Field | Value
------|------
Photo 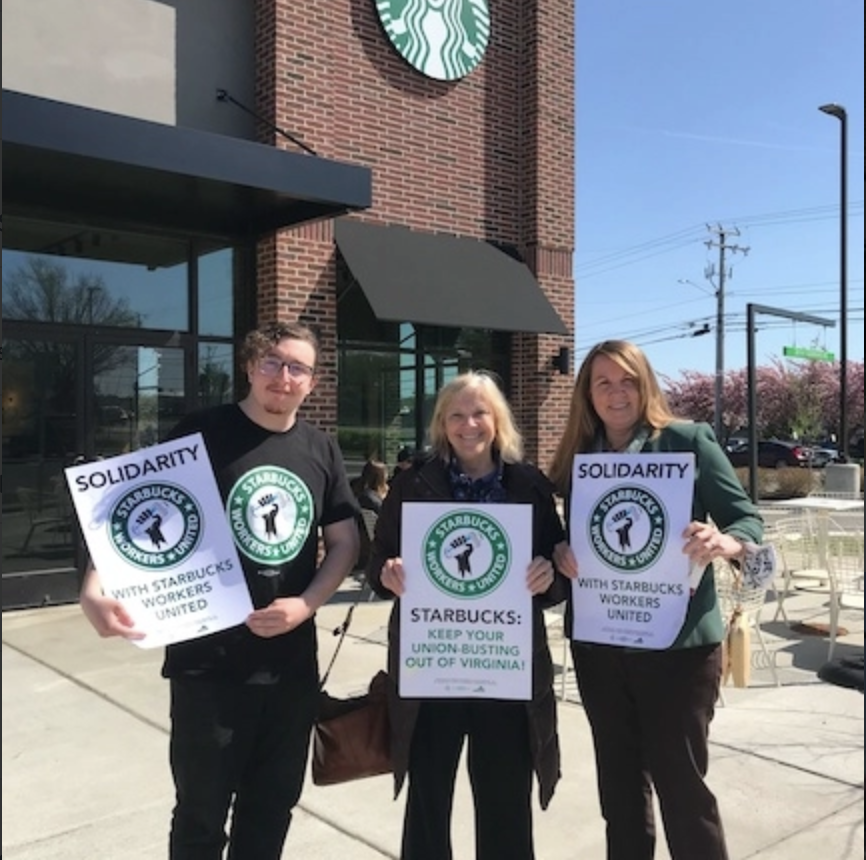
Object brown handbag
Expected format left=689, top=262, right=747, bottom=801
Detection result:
left=312, top=669, right=391, bottom=786
left=311, top=583, right=392, bottom=787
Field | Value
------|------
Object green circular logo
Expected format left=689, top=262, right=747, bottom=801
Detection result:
left=587, top=485, right=668, bottom=573
left=109, top=483, right=203, bottom=571
left=423, top=508, right=510, bottom=598
left=226, top=467, right=314, bottom=566
left=375, top=0, right=491, bottom=81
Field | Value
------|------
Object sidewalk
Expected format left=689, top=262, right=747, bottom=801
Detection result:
left=2, top=580, right=863, bottom=859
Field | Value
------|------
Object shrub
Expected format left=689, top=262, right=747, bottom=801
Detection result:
left=732, top=467, right=816, bottom=500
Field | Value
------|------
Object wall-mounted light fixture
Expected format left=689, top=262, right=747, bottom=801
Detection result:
left=552, top=345, right=570, bottom=375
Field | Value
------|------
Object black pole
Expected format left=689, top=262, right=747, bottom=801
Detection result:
left=747, top=305, right=758, bottom=504
left=745, top=304, right=835, bottom=505
left=819, top=103, right=848, bottom=461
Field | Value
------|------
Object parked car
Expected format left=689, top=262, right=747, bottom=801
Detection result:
left=808, top=446, right=842, bottom=468
left=726, top=439, right=812, bottom=469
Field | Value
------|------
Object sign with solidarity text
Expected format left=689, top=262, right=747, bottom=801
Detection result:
left=65, top=433, right=253, bottom=648
left=569, top=453, right=695, bottom=649
left=399, top=502, right=533, bottom=700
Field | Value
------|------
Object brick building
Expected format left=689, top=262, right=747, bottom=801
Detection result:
left=2, top=0, right=574, bottom=608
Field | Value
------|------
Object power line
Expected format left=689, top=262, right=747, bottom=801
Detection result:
left=575, top=200, right=864, bottom=280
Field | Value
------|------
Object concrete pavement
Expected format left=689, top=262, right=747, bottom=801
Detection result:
left=2, top=578, right=863, bottom=859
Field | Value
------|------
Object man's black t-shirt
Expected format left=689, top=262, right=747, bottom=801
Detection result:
left=160, top=404, right=358, bottom=683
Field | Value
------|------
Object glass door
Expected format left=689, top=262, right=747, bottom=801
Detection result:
left=2, top=330, right=188, bottom=609
left=2, top=333, right=82, bottom=608
left=91, top=344, right=186, bottom=459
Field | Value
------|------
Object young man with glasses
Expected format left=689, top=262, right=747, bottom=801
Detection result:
left=79, top=321, right=361, bottom=859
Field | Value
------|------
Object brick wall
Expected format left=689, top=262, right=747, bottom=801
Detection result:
left=254, top=0, right=574, bottom=468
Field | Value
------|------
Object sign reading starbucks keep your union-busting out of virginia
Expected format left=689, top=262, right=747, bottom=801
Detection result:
left=375, top=0, right=491, bottom=81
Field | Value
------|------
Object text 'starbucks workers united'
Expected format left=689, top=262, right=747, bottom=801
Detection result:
left=425, top=508, right=511, bottom=597
left=375, top=0, right=490, bottom=81
left=227, top=466, right=314, bottom=567
left=110, top=483, right=203, bottom=570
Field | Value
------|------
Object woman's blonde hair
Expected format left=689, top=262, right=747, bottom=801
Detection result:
left=428, top=372, right=524, bottom=464
left=548, top=340, right=677, bottom=492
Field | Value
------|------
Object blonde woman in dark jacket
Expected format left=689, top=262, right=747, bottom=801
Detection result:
left=367, top=371, right=567, bottom=860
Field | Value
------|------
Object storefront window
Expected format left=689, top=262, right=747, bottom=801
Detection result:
left=2, top=216, right=243, bottom=609
left=198, top=342, right=235, bottom=407
left=198, top=249, right=235, bottom=337
left=2, top=219, right=189, bottom=330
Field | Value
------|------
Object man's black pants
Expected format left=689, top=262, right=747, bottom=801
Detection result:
left=168, top=676, right=317, bottom=860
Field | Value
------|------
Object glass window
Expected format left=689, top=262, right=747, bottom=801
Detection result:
left=198, top=342, right=236, bottom=408
left=2, top=218, right=189, bottom=330
left=198, top=249, right=234, bottom=336
left=92, top=345, right=187, bottom=455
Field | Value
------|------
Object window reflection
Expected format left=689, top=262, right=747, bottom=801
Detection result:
left=2, top=219, right=189, bottom=330
left=198, top=249, right=234, bottom=336
left=198, top=343, right=235, bottom=407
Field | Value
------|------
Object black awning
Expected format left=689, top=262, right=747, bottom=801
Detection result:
left=335, top=219, right=568, bottom=335
left=2, top=90, right=372, bottom=240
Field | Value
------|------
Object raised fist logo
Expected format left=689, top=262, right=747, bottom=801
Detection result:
left=449, top=534, right=475, bottom=577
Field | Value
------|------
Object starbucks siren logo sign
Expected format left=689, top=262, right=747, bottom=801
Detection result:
left=375, top=0, right=491, bottom=81
left=109, top=483, right=203, bottom=571
left=588, top=485, right=668, bottom=573
left=424, top=509, right=510, bottom=598
left=226, top=466, right=314, bottom=567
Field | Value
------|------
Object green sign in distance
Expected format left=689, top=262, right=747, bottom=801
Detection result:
left=783, top=346, right=835, bottom=362
left=375, top=0, right=491, bottom=81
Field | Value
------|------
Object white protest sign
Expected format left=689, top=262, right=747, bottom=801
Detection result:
left=65, top=433, right=253, bottom=648
left=570, top=453, right=694, bottom=649
left=399, top=502, right=532, bottom=700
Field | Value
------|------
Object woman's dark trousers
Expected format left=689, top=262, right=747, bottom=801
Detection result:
left=572, top=643, right=728, bottom=860
left=401, top=698, right=535, bottom=860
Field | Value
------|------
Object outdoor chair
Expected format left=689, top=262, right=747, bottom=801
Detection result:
left=359, top=508, right=380, bottom=602
left=17, top=485, right=72, bottom=552
left=772, top=515, right=829, bottom=622
left=826, top=526, right=865, bottom=661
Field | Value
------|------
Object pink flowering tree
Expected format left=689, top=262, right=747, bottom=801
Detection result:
left=663, top=359, right=865, bottom=447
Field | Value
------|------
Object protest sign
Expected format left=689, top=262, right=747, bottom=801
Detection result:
left=399, top=502, right=532, bottom=700
left=570, top=453, right=694, bottom=649
left=65, top=433, right=252, bottom=648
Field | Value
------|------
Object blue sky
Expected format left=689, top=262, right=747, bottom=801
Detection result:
left=574, top=0, right=864, bottom=382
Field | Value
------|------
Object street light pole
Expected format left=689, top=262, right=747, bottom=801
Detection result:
left=819, top=103, right=848, bottom=461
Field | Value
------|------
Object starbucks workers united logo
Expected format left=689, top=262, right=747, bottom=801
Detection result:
left=109, top=483, right=203, bottom=571
left=226, top=466, right=314, bottom=566
left=375, top=0, right=491, bottom=81
left=588, top=485, right=668, bottom=573
left=424, top=509, right=510, bottom=598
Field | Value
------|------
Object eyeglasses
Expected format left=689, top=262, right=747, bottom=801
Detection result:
left=257, top=357, right=316, bottom=379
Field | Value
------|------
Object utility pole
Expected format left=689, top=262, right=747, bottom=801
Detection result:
left=705, top=225, right=749, bottom=441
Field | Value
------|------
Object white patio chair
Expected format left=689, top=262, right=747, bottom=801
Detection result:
left=826, top=527, right=865, bottom=661
left=772, top=515, right=830, bottom=622
left=359, top=508, right=380, bottom=601
left=544, top=602, right=571, bottom=701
